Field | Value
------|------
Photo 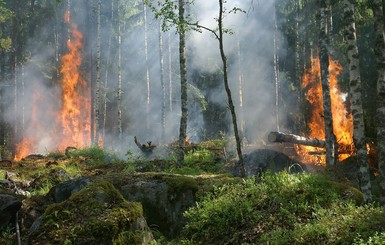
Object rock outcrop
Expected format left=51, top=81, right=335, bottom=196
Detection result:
left=28, top=180, right=156, bottom=245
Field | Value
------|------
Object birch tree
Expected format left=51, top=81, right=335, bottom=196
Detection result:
left=103, top=0, right=114, bottom=140
left=371, top=0, right=385, bottom=206
left=273, top=5, right=280, bottom=132
left=143, top=1, right=151, bottom=137
left=159, top=22, right=166, bottom=142
left=343, top=0, right=372, bottom=203
left=117, top=0, right=122, bottom=142
left=145, top=0, right=189, bottom=167
left=146, top=0, right=245, bottom=175
left=318, top=0, right=337, bottom=167
left=93, top=0, right=101, bottom=146
left=189, top=0, right=245, bottom=176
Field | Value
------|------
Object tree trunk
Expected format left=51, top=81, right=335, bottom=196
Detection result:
left=12, top=52, right=18, bottom=155
left=218, top=0, right=244, bottom=177
left=168, top=31, right=173, bottom=113
left=343, top=0, right=372, bottom=203
left=318, top=0, right=337, bottom=167
left=144, top=1, right=151, bottom=138
left=117, top=0, right=122, bottom=142
left=159, top=22, right=166, bottom=143
left=87, top=0, right=95, bottom=146
left=21, top=64, right=24, bottom=139
left=295, top=0, right=306, bottom=134
left=103, top=0, right=114, bottom=140
left=93, top=0, right=101, bottom=146
left=177, top=0, right=188, bottom=167
left=372, top=0, right=385, bottom=206
left=268, top=131, right=326, bottom=148
left=236, top=36, right=245, bottom=136
left=273, top=6, right=280, bottom=132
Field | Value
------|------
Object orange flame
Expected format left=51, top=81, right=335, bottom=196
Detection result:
left=14, top=12, right=90, bottom=160
left=14, top=139, right=33, bottom=161
left=296, top=55, right=354, bottom=164
left=14, top=85, right=45, bottom=160
left=56, top=13, right=90, bottom=149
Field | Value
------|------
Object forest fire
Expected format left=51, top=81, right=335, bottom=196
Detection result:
left=14, top=87, right=44, bottom=160
left=14, top=11, right=90, bottom=159
left=14, top=139, right=33, bottom=161
left=56, top=11, right=90, bottom=150
left=295, top=55, right=354, bottom=165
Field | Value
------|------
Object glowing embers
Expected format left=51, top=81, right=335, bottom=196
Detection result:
left=296, top=55, right=354, bottom=165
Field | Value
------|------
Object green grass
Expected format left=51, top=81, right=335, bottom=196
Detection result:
left=182, top=171, right=384, bottom=244
left=69, top=146, right=120, bottom=164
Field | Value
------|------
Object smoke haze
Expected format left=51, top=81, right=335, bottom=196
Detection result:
left=2, top=0, right=289, bottom=157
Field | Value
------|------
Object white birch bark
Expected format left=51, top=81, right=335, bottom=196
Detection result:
left=343, top=0, right=372, bottom=202
left=94, top=0, right=101, bottom=146
left=144, top=1, right=151, bottom=138
left=117, top=0, right=122, bottom=141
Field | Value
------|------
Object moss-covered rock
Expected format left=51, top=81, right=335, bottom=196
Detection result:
left=28, top=180, right=156, bottom=245
left=102, top=172, right=238, bottom=238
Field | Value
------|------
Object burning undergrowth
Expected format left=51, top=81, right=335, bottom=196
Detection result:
left=13, top=12, right=91, bottom=160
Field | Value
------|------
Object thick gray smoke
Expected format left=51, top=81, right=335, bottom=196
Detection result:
left=2, top=0, right=287, bottom=157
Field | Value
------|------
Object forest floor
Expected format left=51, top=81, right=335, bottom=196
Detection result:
left=0, top=140, right=385, bottom=244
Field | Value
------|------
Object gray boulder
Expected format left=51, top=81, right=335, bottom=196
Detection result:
left=51, top=176, right=91, bottom=202
left=0, top=193, right=22, bottom=230
left=234, top=149, right=306, bottom=177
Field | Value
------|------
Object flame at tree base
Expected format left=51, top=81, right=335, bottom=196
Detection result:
left=296, top=55, right=355, bottom=165
left=13, top=11, right=90, bottom=160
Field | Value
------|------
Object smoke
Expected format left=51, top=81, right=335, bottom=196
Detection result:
left=188, top=0, right=286, bottom=144
left=1, top=0, right=289, bottom=157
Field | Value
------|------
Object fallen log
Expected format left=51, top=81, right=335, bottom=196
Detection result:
left=268, top=131, right=326, bottom=148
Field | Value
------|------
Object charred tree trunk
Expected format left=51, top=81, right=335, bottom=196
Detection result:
left=318, top=0, right=337, bottom=167
left=343, top=0, right=372, bottom=203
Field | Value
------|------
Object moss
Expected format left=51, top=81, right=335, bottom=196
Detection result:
left=328, top=180, right=364, bottom=205
left=162, top=175, right=199, bottom=196
left=194, top=175, right=242, bottom=199
left=29, top=180, right=146, bottom=245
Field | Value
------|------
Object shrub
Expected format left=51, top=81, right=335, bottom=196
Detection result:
left=183, top=172, right=384, bottom=244
left=69, top=147, right=119, bottom=164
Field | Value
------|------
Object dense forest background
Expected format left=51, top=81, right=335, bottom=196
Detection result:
left=0, top=0, right=383, bottom=158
